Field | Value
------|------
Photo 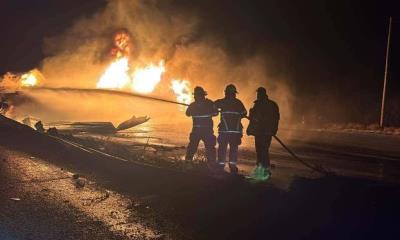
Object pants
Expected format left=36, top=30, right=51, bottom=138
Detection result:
left=186, top=131, right=216, bottom=162
left=255, top=135, right=272, bottom=167
left=217, top=133, right=242, bottom=166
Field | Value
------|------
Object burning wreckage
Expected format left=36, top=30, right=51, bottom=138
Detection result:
left=0, top=30, right=192, bottom=133
left=0, top=68, right=151, bottom=133
left=19, top=115, right=150, bottom=134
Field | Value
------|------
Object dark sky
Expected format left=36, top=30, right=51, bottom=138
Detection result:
left=0, top=0, right=399, bottom=124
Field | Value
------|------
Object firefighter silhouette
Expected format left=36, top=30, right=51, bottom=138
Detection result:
left=185, top=86, right=218, bottom=164
left=215, top=84, right=247, bottom=174
left=247, top=87, right=280, bottom=181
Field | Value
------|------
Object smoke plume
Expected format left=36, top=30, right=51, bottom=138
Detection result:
left=30, top=0, right=293, bottom=124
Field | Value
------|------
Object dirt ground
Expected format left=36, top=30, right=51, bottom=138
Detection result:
left=1, top=115, right=400, bottom=239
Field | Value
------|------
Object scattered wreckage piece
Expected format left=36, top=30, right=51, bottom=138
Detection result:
left=116, top=115, right=150, bottom=131
left=45, top=115, right=150, bottom=134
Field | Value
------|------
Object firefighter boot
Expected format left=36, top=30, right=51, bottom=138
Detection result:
left=250, top=165, right=271, bottom=181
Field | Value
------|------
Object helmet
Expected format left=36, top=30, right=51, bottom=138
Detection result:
left=256, top=87, right=267, bottom=96
left=193, top=86, right=207, bottom=96
left=225, top=84, right=238, bottom=94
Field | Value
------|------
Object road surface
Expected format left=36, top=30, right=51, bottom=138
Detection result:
left=76, top=121, right=400, bottom=183
left=2, top=115, right=400, bottom=239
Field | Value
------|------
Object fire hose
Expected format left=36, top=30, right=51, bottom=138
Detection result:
left=26, top=87, right=332, bottom=175
left=270, top=135, right=332, bottom=175
left=239, top=116, right=332, bottom=175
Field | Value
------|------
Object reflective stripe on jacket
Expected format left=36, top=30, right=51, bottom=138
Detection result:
left=186, top=98, right=218, bottom=131
left=214, top=97, right=247, bottom=134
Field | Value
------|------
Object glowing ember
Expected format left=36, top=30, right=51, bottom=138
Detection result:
left=171, top=80, right=192, bottom=105
left=96, top=57, right=130, bottom=89
left=131, top=61, right=165, bottom=94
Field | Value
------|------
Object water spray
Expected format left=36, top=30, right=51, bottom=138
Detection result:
left=25, top=87, right=189, bottom=106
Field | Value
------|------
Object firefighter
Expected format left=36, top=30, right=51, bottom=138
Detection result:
left=185, top=86, right=218, bottom=164
left=247, top=87, right=280, bottom=181
left=215, top=84, right=247, bottom=174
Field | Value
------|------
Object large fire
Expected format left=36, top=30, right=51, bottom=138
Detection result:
left=96, top=57, right=130, bottom=89
left=96, top=30, right=192, bottom=104
left=131, top=61, right=165, bottom=94
left=0, top=30, right=193, bottom=108
left=96, top=58, right=166, bottom=94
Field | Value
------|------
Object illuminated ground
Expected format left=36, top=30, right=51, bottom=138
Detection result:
left=67, top=120, right=400, bottom=183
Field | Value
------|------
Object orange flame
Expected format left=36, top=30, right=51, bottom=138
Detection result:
left=96, top=30, right=193, bottom=104
left=96, top=57, right=130, bottom=89
left=97, top=31, right=165, bottom=93
left=20, top=69, right=43, bottom=87
left=111, top=31, right=131, bottom=59
left=131, top=61, right=165, bottom=94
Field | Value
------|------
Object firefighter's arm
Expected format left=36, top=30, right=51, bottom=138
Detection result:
left=248, top=107, right=253, bottom=119
left=246, top=108, right=255, bottom=136
left=272, top=103, right=280, bottom=135
left=240, top=102, right=247, bottom=118
left=213, top=99, right=222, bottom=113
left=185, top=104, right=193, bottom=117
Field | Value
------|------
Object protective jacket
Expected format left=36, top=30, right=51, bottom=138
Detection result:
left=186, top=98, right=218, bottom=133
left=215, top=97, right=247, bottom=134
left=247, top=98, right=280, bottom=136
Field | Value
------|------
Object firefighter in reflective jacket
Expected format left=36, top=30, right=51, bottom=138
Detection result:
left=215, top=84, right=247, bottom=173
left=247, top=87, right=280, bottom=180
left=185, top=86, right=218, bottom=163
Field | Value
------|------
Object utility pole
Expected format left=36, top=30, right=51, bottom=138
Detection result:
left=380, top=16, right=392, bottom=128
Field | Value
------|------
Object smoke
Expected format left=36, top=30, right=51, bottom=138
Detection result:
left=34, top=0, right=293, bottom=124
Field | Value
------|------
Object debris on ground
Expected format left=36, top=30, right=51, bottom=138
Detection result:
left=34, top=120, right=45, bottom=133
left=45, top=116, right=150, bottom=135
left=22, top=117, right=32, bottom=127
left=75, top=178, right=86, bottom=188
left=47, top=127, right=59, bottom=136
left=116, top=115, right=150, bottom=131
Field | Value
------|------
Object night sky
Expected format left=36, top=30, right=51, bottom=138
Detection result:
left=1, top=0, right=399, bottom=125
